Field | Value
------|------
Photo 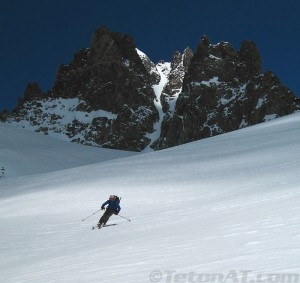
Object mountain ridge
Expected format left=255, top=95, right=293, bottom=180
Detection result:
left=1, top=27, right=299, bottom=151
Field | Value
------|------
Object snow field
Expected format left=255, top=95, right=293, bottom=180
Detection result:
left=0, top=122, right=137, bottom=178
left=0, top=113, right=300, bottom=282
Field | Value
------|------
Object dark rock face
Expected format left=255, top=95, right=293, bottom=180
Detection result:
left=3, top=30, right=299, bottom=151
left=136, top=49, right=161, bottom=85
left=150, top=48, right=193, bottom=150
left=156, top=36, right=299, bottom=149
left=53, top=28, right=156, bottom=113
left=14, top=82, right=44, bottom=110
left=6, top=27, right=159, bottom=151
left=161, top=48, right=193, bottom=113
left=0, top=110, right=9, bottom=122
left=24, top=82, right=43, bottom=101
left=50, top=27, right=159, bottom=151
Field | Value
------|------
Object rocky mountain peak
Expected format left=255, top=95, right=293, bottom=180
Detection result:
left=2, top=28, right=299, bottom=152
left=6, top=27, right=161, bottom=151
left=15, top=82, right=44, bottom=110
left=24, top=82, right=43, bottom=101
left=171, top=51, right=182, bottom=68
left=201, top=35, right=211, bottom=46
left=90, top=26, right=137, bottom=65
left=239, top=40, right=262, bottom=74
left=182, top=47, right=193, bottom=69
left=52, top=27, right=155, bottom=113
left=155, top=38, right=299, bottom=149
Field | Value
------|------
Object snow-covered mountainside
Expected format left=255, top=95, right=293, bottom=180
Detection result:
left=0, top=122, right=137, bottom=178
left=1, top=28, right=299, bottom=152
left=1, top=112, right=300, bottom=282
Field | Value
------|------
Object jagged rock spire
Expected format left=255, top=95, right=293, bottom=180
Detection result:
left=2, top=29, right=299, bottom=152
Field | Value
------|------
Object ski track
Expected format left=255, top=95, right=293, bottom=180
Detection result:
left=0, top=113, right=300, bottom=282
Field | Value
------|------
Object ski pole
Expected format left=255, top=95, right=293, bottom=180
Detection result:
left=82, top=208, right=102, bottom=221
left=117, top=214, right=131, bottom=222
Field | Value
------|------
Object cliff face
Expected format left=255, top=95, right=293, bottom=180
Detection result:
left=3, top=29, right=299, bottom=151
left=6, top=27, right=160, bottom=151
left=155, top=37, right=299, bottom=149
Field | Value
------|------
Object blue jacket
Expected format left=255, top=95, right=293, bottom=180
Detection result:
left=101, top=200, right=121, bottom=213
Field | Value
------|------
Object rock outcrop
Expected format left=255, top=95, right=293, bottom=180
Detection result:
left=155, top=36, right=299, bottom=148
left=3, top=29, right=299, bottom=151
left=6, top=27, right=159, bottom=151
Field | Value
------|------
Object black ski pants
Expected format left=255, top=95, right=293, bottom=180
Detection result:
left=99, top=208, right=114, bottom=225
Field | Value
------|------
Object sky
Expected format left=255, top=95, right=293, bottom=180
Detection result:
left=0, top=0, right=299, bottom=112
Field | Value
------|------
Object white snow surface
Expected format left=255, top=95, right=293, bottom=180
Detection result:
left=1, top=113, right=300, bottom=282
left=6, top=98, right=117, bottom=144
left=0, top=122, right=137, bottom=178
left=145, top=61, right=171, bottom=151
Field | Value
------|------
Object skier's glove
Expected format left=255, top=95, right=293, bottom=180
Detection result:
left=101, top=206, right=105, bottom=210
left=114, top=211, right=119, bottom=215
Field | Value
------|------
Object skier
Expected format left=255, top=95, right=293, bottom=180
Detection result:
left=97, top=195, right=121, bottom=228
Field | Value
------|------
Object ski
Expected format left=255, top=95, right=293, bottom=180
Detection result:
left=91, top=225, right=102, bottom=230
left=92, top=226, right=101, bottom=230
left=92, top=223, right=117, bottom=230
left=103, top=223, right=117, bottom=227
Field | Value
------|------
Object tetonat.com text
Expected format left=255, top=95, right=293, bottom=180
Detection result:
left=149, top=270, right=299, bottom=283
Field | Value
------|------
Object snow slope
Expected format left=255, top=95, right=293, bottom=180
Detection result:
left=1, top=113, right=300, bottom=282
left=5, top=97, right=120, bottom=146
left=145, top=61, right=171, bottom=151
left=0, top=122, right=137, bottom=178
